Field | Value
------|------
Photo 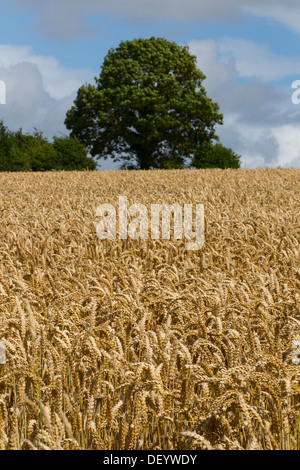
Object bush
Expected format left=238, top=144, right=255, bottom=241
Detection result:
left=0, top=120, right=97, bottom=172
left=192, top=143, right=242, bottom=169
left=53, top=136, right=97, bottom=171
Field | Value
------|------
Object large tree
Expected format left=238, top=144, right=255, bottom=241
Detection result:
left=65, top=37, right=223, bottom=169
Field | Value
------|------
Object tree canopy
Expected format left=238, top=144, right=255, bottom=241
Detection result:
left=65, top=37, right=226, bottom=170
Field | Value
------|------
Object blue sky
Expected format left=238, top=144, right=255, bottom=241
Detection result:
left=1, top=0, right=300, bottom=169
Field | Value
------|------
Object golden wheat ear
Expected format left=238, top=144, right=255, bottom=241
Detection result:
left=0, top=168, right=298, bottom=449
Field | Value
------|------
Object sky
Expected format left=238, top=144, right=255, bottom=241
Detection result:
left=1, top=1, right=300, bottom=169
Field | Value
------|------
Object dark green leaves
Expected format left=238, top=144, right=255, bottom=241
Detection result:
left=65, top=37, right=225, bottom=169
left=192, top=143, right=242, bottom=169
left=0, top=120, right=96, bottom=172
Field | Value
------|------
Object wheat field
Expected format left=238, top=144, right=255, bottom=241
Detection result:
left=0, top=168, right=299, bottom=450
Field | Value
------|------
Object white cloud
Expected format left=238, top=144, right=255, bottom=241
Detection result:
left=12, top=0, right=254, bottom=22
left=243, top=3, right=300, bottom=36
left=0, top=45, right=95, bottom=137
left=10, top=0, right=300, bottom=40
left=187, top=39, right=237, bottom=93
left=218, top=38, right=300, bottom=82
left=0, top=45, right=94, bottom=100
left=188, top=39, right=300, bottom=169
left=271, top=125, right=300, bottom=167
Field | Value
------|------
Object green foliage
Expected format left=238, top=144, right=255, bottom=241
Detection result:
left=0, top=121, right=13, bottom=171
left=65, top=37, right=223, bottom=170
left=0, top=120, right=96, bottom=172
left=53, top=136, right=97, bottom=171
left=192, top=143, right=242, bottom=169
